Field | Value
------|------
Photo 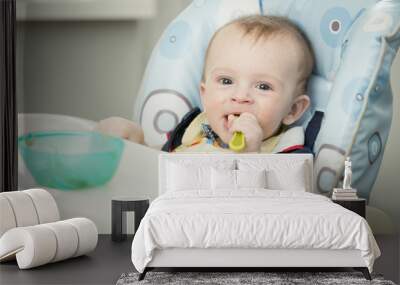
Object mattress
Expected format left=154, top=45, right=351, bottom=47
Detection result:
left=131, top=190, right=380, bottom=273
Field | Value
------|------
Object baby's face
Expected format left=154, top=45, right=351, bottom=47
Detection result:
left=200, top=24, right=305, bottom=144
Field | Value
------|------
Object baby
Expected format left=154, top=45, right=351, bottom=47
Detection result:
left=96, top=15, right=315, bottom=153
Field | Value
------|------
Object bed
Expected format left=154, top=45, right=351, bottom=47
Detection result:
left=131, top=153, right=380, bottom=280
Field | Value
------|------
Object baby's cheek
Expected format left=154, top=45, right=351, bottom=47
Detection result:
left=266, top=122, right=282, bottom=139
left=259, top=120, right=275, bottom=139
left=201, top=97, right=213, bottom=111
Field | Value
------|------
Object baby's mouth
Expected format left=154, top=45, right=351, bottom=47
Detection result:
left=223, top=113, right=241, bottom=129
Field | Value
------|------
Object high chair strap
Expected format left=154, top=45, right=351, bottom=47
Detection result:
left=162, top=107, right=201, bottom=152
left=279, top=111, right=324, bottom=155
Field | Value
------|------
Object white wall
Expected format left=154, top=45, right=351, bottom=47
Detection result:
left=17, top=0, right=191, bottom=121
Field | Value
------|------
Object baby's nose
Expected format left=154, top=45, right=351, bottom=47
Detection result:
left=232, top=91, right=253, bottom=104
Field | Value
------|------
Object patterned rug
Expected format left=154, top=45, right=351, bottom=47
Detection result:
left=116, top=271, right=396, bottom=285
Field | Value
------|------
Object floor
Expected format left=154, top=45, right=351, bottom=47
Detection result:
left=0, top=235, right=134, bottom=285
left=0, top=234, right=399, bottom=285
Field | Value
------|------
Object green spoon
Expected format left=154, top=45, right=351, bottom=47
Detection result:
left=229, top=131, right=246, bottom=152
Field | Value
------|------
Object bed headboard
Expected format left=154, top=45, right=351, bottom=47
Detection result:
left=159, top=153, right=314, bottom=195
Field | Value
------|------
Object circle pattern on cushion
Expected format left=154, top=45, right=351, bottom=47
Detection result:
left=320, top=7, right=352, bottom=48
left=368, top=132, right=382, bottom=164
left=318, top=167, right=337, bottom=193
left=139, top=89, right=192, bottom=146
left=315, top=144, right=346, bottom=194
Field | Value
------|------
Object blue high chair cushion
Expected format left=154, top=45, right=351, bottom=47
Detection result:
left=133, top=0, right=400, bottom=199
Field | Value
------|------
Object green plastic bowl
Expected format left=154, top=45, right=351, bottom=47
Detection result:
left=18, top=131, right=124, bottom=190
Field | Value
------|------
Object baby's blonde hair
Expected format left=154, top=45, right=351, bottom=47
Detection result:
left=202, top=15, right=315, bottom=95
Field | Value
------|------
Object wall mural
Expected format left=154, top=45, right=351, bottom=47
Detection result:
left=18, top=0, right=400, bottom=202
left=133, top=0, right=400, bottom=201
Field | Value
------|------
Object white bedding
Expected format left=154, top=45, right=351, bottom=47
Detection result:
left=131, top=190, right=380, bottom=273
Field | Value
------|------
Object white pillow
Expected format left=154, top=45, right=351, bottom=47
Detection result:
left=166, top=159, right=236, bottom=192
left=236, top=169, right=267, bottom=189
left=211, top=169, right=267, bottom=190
left=266, top=162, right=307, bottom=191
left=211, top=168, right=236, bottom=190
left=167, top=162, right=210, bottom=191
left=237, top=159, right=309, bottom=191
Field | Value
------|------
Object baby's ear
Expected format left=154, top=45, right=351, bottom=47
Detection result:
left=200, top=81, right=206, bottom=97
left=282, top=95, right=310, bottom=125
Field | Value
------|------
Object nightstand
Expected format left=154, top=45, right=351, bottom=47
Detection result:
left=111, top=197, right=149, bottom=242
left=332, top=198, right=366, bottom=218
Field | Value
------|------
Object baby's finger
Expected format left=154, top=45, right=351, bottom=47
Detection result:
left=230, top=119, right=253, bottom=134
left=227, top=114, right=237, bottom=129
left=239, top=112, right=258, bottom=123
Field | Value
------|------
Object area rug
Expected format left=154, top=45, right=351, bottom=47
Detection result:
left=116, top=271, right=396, bottom=285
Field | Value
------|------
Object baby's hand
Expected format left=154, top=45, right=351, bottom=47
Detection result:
left=228, top=113, right=263, bottom=152
left=95, top=117, right=145, bottom=144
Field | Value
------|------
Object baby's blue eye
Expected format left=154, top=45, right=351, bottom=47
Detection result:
left=219, top=78, right=233, bottom=85
left=256, top=83, right=271, bottom=91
